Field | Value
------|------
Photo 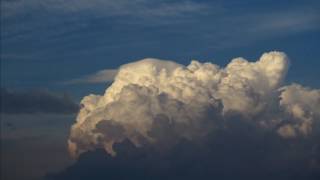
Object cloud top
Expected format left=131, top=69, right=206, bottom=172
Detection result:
left=68, top=51, right=319, bottom=157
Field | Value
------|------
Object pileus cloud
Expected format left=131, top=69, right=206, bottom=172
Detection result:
left=68, top=51, right=320, bottom=157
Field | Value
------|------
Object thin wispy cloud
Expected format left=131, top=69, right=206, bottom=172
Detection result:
left=250, top=11, right=320, bottom=33
left=2, top=0, right=319, bottom=54
left=1, top=0, right=320, bottom=92
left=201, top=8, right=320, bottom=50
left=1, top=0, right=209, bottom=19
left=65, top=69, right=118, bottom=84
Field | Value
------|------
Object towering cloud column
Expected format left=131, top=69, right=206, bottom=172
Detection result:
left=68, top=51, right=319, bottom=157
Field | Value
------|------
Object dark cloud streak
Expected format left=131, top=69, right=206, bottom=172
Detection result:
left=0, top=88, right=79, bottom=114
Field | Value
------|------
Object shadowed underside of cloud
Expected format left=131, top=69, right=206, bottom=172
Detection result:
left=48, top=125, right=320, bottom=180
left=0, top=88, right=79, bottom=114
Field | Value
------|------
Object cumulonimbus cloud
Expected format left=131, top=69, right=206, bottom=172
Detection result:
left=68, top=51, right=320, bottom=157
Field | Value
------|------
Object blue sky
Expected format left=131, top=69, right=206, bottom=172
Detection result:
left=1, top=1, right=320, bottom=180
left=1, top=0, right=320, bottom=99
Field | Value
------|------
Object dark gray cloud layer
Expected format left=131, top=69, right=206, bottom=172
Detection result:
left=0, top=88, right=79, bottom=114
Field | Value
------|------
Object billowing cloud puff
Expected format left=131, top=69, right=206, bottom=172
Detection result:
left=68, top=51, right=319, bottom=157
left=278, top=84, right=320, bottom=138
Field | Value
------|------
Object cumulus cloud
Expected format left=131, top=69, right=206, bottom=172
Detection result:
left=278, top=84, right=320, bottom=137
left=0, top=88, right=79, bottom=114
left=68, top=51, right=320, bottom=158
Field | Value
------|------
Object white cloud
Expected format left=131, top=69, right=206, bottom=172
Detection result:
left=67, top=51, right=320, bottom=157
left=278, top=84, right=320, bottom=137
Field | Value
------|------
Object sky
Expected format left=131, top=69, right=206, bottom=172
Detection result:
left=1, top=0, right=320, bottom=180
left=1, top=0, right=320, bottom=97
